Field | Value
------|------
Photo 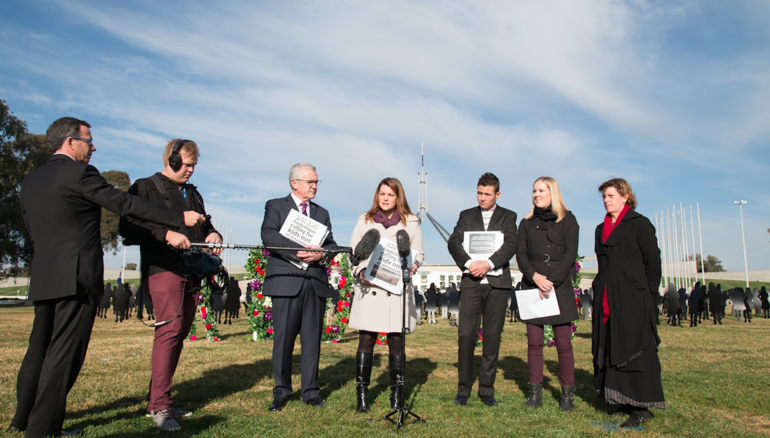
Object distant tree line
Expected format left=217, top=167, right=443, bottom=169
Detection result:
left=687, top=253, right=725, bottom=273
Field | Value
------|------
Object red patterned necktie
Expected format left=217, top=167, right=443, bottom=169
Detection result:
left=300, top=202, right=308, bottom=216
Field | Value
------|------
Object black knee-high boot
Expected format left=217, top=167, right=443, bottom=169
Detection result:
left=389, top=355, right=404, bottom=409
left=355, top=352, right=373, bottom=413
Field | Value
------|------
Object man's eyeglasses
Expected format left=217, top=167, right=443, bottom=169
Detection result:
left=70, top=136, right=94, bottom=146
left=295, top=179, right=321, bottom=186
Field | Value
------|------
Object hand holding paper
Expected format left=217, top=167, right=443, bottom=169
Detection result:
left=515, top=287, right=560, bottom=321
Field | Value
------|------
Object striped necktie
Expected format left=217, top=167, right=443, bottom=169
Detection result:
left=300, top=202, right=308, bottom=216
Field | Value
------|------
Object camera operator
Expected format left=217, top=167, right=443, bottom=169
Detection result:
left=120, top=139, right=221, bottom=432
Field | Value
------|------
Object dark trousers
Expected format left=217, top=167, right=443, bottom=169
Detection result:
left=526, top=323, right=575, bottom=386
left=457, top=284, right=507, bottom=397
left=146, top=271, right=199, bottom=413
left=271, top=280, right=325, bottom=401
left=11, top=284, right=97, bottom=438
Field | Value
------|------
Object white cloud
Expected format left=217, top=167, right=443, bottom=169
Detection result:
left=5, top=0, right=770, bottom=270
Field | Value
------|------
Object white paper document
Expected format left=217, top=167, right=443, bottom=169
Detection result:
left=364, top=236, right=418, bottom=295
left=462, top=231, right=504, bottom=276
left=515, top=288, right=561, bottom=321
left=278, top=209, right=329, bottom=270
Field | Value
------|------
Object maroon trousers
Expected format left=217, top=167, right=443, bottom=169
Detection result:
left=146, top=271, right=200, bottom=413
left=526, top=323, right=575, bottom=386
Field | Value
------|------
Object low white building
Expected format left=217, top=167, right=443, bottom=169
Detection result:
left=326, top=264, right=525, bottom=293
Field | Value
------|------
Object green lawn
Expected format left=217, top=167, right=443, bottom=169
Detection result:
left=0, top=307, right=768, bottom=437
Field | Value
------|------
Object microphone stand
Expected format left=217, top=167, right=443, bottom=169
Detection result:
left=384, top=255, right=426, bottom=429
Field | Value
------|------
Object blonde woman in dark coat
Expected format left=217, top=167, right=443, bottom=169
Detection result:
left=348, top=178, right=424, bottom=413
left=516, top=177, right=579, bottom=412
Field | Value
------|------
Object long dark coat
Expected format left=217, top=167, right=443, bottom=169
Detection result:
left=708, top=282, right=721, bottom=314
left=688, top=282, right=702, bottom=314
left=516, top=210, right=579, bottom=326
left=664, top=283, right=680, bottom=316
left=759, top=286, right=769, bottom=310
left=591, top=209, right=665, bottom=408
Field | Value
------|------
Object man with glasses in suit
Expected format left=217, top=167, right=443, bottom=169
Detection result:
left=261, top=163, right=338, bottom=411
left=9, top=117, right=204, bottom=437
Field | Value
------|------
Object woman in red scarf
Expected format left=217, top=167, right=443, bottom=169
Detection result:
left=592, top=178, right=664, bottom=428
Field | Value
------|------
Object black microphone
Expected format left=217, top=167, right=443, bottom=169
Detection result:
left=350, top=229, right=381, bottom=266
left=396, top=229, right=411, bottom=281
left=396, top=229, right=411, bottom=258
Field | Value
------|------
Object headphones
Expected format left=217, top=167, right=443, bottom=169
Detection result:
left=168, top=139, right=191, bottom=172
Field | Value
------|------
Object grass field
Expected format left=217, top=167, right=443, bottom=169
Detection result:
left=1, top=306, right=768, bottom=437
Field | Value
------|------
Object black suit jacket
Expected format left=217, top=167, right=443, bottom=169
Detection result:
left=260, top=194, right=337, bottom=298
left=20, top=155, right=185, bottom=301
left=447, top=205, right=518, bottom=290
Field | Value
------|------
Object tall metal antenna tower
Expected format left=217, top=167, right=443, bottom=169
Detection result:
left=418, top=142, right=452, bottom=243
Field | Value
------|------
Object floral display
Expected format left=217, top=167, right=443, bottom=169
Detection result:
left=322, top=254, right=353, bottom=343
left=188, top=279, right=221, bottom=342
left=245, top=248, right=353, bottom=344
left=476, top=326, right=503, bottom=348
left=476, top=328, right=484, bottom=347
left=246, top=248, right=273, bottom=341
left=543, top=255, right=584, bottom=347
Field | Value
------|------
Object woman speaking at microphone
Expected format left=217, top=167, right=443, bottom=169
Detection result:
left=515, top=177, right=579, bottom=412
left=348, top=177, right=424, bottom=413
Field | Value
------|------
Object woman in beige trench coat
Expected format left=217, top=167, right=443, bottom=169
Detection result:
left=348, top=177, right=424, bottom=413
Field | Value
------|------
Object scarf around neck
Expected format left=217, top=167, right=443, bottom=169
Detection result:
left=601, top=203, right=630, bottom=324
left=602, top=204, right=630, bottom=243
left=533, top=205, right=558, bottom=221
left=373, top=209, right=401, bottom=229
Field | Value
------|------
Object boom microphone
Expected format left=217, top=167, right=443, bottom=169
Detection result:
left=350, top=229, right=381, bottom=266
left=396, top=229, right=411, bottom=258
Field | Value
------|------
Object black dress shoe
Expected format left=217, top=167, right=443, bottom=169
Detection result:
left=480, top=395, right=498, bottom=407
left=304, top=397, right=326, bottom=407
left=620, top=410, right=653, bottom=428
left=59, top=430, right=84, bottom=437
left=453, top=394, right=468, bottom=406
left=269, top=397, right=289, bottom=411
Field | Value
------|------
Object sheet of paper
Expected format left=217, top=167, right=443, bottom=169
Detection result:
left=515, top=287, right=560, bottom=320
left=278, top=209, right=329, bottom=270
left=363, top=236, right=418, bottom=295
left=462, top=231, right=504, bottom=276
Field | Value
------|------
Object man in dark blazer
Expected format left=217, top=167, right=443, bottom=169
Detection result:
left=447, top=172, right=517, bottom=407
left=261, top=163, right=337, bottom=411
left=9, top=117, right=204, bottom=438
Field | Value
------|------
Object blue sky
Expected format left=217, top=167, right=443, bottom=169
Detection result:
left=2, top=0, right=769, bottom=272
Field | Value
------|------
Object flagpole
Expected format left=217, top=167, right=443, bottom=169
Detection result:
left=697, top=202, right=705, bottom=284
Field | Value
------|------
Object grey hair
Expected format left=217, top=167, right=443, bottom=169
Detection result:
left=289, top=162, right=317, bottom=182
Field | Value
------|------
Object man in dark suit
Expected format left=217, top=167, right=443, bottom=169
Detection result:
left=261, top=163, right=337, bottom=411
left=9, top=117, right=204, bottom=437
left=447, top=172, right=517, bottom=407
